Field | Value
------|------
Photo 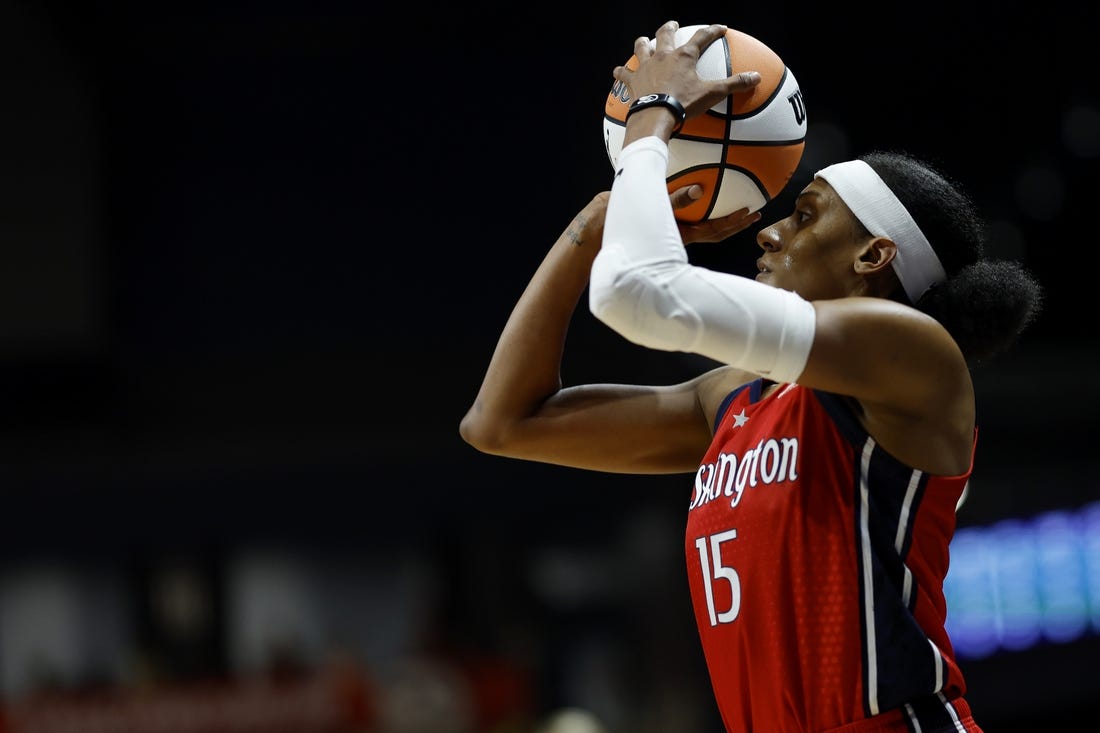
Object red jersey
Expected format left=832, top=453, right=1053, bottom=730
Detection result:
left=685, top=379, right=983, bottom=733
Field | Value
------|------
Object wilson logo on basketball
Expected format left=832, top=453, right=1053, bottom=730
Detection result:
left=787, top=90, right=806, bottom=125
left=610, top=79, right=630, bottom=105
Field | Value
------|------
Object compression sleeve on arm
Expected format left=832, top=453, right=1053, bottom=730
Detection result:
left=589, top=136, right=816, bottom=384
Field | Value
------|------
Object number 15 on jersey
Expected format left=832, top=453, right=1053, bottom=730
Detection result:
left=695, top=529, right=742, bottom=626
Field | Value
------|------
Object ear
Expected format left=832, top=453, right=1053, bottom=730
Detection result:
left=853, top=236, right=898, bottom=275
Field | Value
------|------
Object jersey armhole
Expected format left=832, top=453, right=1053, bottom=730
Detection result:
left=712, top=378, right=765, bottom=432
left=810, top=388, right=867, bottom=445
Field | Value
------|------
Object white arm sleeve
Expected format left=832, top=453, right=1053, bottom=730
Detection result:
left=589, top=136, right=816, bottom=383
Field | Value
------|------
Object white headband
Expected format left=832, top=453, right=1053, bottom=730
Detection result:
left=815, top=160, right=946, bottom=303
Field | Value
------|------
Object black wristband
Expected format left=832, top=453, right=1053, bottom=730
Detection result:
left=626, top=93, right=686, bottom=133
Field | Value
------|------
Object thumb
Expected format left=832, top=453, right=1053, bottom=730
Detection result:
left=670, top=183, right=704, bottom=210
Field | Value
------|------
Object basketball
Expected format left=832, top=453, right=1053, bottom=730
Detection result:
left=603, top=25, right=807, bottom=222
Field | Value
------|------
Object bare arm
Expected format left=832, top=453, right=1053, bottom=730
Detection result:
left=459, top=191, right=760, bottom=474
left=799, top=298, right=976, bottom=475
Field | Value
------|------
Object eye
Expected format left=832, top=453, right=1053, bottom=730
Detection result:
left=796, top=209, right=812, bottom=223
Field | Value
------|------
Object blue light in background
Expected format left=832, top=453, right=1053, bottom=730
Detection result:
left=1085, top=502, right=1100, bottom=631
left=1034, top=510, right=1089, bottom=644
left=945, top=501, right=1100, bottom=659
left=992, top=518, right=1043, bottom=652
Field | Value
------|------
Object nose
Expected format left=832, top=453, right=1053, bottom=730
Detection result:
left=756, top=222, right=781, bottom=252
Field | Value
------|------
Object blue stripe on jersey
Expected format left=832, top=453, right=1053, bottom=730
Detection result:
left=813, top=389, right=949, bottom=717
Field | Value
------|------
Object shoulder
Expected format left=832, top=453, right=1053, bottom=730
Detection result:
left=803, top=297, right=971, bottom=419
left=813, top=296, right=945, bottom=335
left=805, top=297, right=975, bottom=474
left=808, top=297, right=967, bottom=385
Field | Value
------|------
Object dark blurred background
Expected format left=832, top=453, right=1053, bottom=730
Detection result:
left=0, top=1, right=1097, bottom=732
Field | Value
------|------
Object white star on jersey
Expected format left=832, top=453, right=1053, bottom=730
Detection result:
left=732, top=409, right=749, bottom=427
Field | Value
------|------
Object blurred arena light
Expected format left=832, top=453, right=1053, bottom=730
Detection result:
left=945, top=500, right=1100, bottom=659
left=535, top=707, right=609, bottom=733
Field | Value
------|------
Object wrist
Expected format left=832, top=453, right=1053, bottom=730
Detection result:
left=626, top=93, right=686, bottom=134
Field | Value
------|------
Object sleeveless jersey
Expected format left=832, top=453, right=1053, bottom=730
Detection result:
left=684, top=379, right=983, bottom=733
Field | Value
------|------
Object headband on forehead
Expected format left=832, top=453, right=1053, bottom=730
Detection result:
left=815, top=160, right=946, bottom=303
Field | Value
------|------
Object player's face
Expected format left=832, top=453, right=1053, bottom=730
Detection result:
left=754, top=180, right=874, bottom=301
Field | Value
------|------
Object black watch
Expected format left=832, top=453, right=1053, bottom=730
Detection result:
left=626, top=93, right=687, bottom=133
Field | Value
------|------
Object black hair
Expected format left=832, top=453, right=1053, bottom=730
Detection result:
left=863, top=150, right=1044, bottom=367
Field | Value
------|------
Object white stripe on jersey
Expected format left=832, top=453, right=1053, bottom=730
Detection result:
left=897, top=470, right=922, bottom=606
left=859, top=437, right=879, bottom=715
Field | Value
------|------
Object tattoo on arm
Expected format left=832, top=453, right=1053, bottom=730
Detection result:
left=566, top=215, right=588, bottom=247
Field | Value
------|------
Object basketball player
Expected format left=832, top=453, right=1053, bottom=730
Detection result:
left=460, top=21, right=1042, bottom=733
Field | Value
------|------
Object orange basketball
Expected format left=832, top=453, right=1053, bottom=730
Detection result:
left=603, top=25, right=807, bottom=222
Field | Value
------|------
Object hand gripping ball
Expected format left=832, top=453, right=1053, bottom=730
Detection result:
left=603, top=25, right=807, bottom=222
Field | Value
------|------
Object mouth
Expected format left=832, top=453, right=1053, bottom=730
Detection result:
left=756, top=258, right=771, bottom=277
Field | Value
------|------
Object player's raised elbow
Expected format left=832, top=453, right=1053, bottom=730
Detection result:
left=590, top=265, right=699, bottom=354
left=458, top=406, right=511, bottom=457
left=588, top=263, right=643, bottom=338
